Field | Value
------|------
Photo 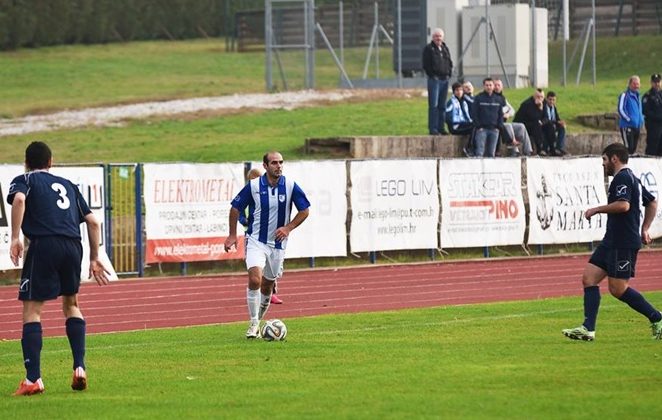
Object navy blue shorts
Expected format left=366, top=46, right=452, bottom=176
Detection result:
left=19, top=236, right=83, bottom=301
left=588, top=244, right=638, bottom=280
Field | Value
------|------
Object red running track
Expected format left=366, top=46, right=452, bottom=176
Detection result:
left=1, top=251, right=662, bottom=340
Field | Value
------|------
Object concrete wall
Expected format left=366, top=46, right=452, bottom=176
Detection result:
left=306, top=131, right=637, bottom=159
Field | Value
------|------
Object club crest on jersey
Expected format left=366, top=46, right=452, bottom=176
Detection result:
left=616, top=184, right=627, bottom=196
left=278, top=194, right=286, bottom=203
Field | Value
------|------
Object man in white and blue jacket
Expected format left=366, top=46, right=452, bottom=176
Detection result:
left=618, top=75, right=644, bottom=154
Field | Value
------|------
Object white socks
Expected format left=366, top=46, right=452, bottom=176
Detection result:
left=247, top=288, right=260, bottom=324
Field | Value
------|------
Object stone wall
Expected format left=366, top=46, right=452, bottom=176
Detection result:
left=305, top=131, right=638, bottom=159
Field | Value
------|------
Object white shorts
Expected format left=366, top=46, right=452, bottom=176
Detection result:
left=245, top=236, right=284, bottom=281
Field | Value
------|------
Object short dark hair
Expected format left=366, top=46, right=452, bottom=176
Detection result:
left=262, top=151, right=281, bottom=165
left=602, top=143, right=629, bottom=163
left=451, top=82, right=462, bottom=91
left=546, top=91, right=556, bottom=98
left=483, top=77, right=494, bottom=84
left=25, top=141, right=52, bottom=170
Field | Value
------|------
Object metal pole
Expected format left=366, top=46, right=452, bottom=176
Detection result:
left=485, top=1, right=489, bottom=77
left=591, top=0, right=596, bottom=85
left=304, top=0, right=311, bottom=89
left=562, top=0, right=568, bottom=86
left=363, top=25, right=378, bottom=79
left=576, top=18, right=593, bottom=85
left=316, top=22, right=354, bottom=88
left=134, top=164, right=144, bottom=277
left=339, top=1, right=344, bottom=67
left=531, top=0, right=537, bottom=87
left=397, top=0, right=402, bottom=88
left=374, top=2, right=379, bottom=79
left=265, top=0, right=273, bottom=91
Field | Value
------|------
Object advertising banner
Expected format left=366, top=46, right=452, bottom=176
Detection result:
left=276, top=160, right=348, bottom=259
left=0, top=165, right=25, bottom=271
left=439, top=158, right=526, bottom=248
left=627, top=157, right=662, bottom=239
left=0, top=165, right=118, bottom=280
left=349, top=159, right=439, bottom=252
left=143, top=163, right=245, bottom=263
left=526, top=158, right=607, bottom=244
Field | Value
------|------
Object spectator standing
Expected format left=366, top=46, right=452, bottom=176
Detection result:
left=471, top=78, right=503, bottom=157
left=642, top=73, right=662, bottom=156
left=422, top=28, right=453, bottom=135
left=617, top=75, right=644, bottom=154
left=542, top=91, right=568, bottom=155
left=445, top=82, right=473, bottom=135
left=514, top=89, right=548, bottom=156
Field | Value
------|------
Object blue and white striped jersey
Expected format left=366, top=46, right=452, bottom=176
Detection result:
left=231, top=174, right=310, bottom=249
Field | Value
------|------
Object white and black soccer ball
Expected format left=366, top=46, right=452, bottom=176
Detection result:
left=261, top=319, right=287, bottom=341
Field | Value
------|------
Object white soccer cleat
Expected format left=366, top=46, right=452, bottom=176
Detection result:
left=246, top=322, right=260, bottom=339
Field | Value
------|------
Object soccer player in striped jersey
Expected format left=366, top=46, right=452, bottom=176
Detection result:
left=563, top=143, right=662, bottom=341
left=8, top=141, right=111, bottom=396
left=224, top=151, right=310, bottom=338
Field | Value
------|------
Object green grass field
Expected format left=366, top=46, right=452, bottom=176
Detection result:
left=2, top=294, right=662, bottom=418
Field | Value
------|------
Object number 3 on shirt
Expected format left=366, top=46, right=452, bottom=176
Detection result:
left=51, top=182, right=71, bottom=210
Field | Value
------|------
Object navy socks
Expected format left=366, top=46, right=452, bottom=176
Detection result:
left=66, top=317, right=87, bottom=370
left=618, top=288, right=662, bottom=323
left=21, top=322, right=43, bottom=382
left=582, top=286, right=601, bottom=331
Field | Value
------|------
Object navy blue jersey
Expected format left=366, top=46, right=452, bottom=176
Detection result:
left=602, top=167, right=655, bottom=249
left=7, top=170, right=92, bottom=240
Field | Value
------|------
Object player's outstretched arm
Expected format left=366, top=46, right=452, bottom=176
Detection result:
left=84, top=213, right=110, bottom=285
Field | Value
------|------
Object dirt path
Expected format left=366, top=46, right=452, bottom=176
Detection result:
left=0, top=89, right=422, bottom=137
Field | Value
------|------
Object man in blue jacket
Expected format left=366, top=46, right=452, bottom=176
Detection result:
left=617, top=75, right=644, bottom=154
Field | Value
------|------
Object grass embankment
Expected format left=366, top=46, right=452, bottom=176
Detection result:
left=1, top=35, right=661, bottom=163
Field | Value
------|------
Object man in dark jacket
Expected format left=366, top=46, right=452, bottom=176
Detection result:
left=514, top=89, right=548, bottom=156
left=542, top=91, right=568, bottom=156
left=642, top=73, right=662, bottom=156
left=471, top=78, right=503, bottom=157
left=422, top=28, right=453, bottom=135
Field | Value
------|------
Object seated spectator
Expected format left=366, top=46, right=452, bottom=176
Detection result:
left=462, top=81, right=475, bottom=104
left=514, top=89, right=549, bottom=156
left=542, top=91, right=568, bottom=155
left=471, top=78, right=503, bottom=158
left=494, top=79, right=533, bottom=156
left=461, top=80, right=476, bottom=156
left=446, top=82, right=474, bottom=135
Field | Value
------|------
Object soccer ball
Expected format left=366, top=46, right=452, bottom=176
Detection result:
left=261, top=319, right=287, bottom=341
